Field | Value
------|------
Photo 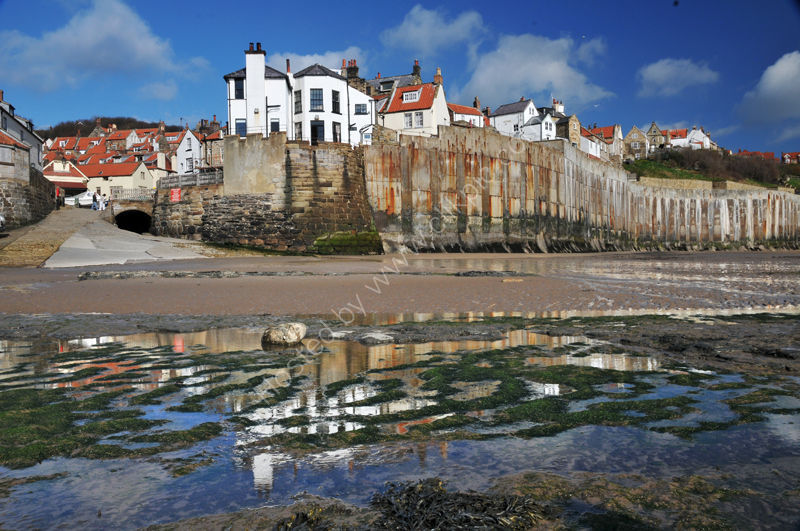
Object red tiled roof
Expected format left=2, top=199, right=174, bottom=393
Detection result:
left=385, top=83, right=436, bottom=113
left=447, top=103, right=482, bottom=117
left=484, top=115, right=490, bottom=127
left=204, top=130, right=223, bottom=140
left=668, top=128, right=688, bottom=139
left=736, top=150, right=777, bottom=160
left=589, top=126, right=615, bottom=140
left=0, top=130, right=30, bottom=149
left=51, top=136, right=77, bottom=150
left=80, top=162, right=145, bottom=178
left=107, top=129, right=132, bottom=140
left=43, top=161, right=86, bottom=178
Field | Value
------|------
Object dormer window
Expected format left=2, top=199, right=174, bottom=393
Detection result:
left=59, top=140, right=66, bottom=147
left=403, top=90, right=420, bottom=103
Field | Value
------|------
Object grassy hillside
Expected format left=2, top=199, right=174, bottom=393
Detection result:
left=628, top=149, right=799, bottom=192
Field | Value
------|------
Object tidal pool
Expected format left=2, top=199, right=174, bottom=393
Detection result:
left=0, top=319, right=798, bottom=529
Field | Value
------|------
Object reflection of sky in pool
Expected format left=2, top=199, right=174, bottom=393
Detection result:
left=0, top=324, right=798, bottom=530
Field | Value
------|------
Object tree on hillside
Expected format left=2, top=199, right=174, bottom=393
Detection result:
left=36, top=117, right=182, bottom=139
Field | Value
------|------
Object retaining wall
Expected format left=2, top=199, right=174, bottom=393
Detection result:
left=152, top=134, right=380, bottom=253
left=363, top=127, right=800, bottom=251
left=0, top=168, right=55, bottom=229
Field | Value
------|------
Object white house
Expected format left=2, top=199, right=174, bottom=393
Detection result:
left=686, top=127, right=711, bottom=150
left=81, top=162, right=155, bottom=196
left=379, top=70, right=450, bottom=137
left=42, top=159, right=88, bottom=195
left=520, top=112, right=556, bottom=141
left=490, top=98, right=538, bottom=138
left=447, top=103, right=484, bottom=127
left=224, top=42, right=374, bottom=146
left=174, top=129, right=202, bottom=174
left=0, top=89, right=43, bottom=170
left=292, top=63, right=374, bottom=144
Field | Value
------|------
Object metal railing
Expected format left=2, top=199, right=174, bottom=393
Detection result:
left=157, top=170, right=224, bottom=189
left=111, top=188, right=155, bottom=201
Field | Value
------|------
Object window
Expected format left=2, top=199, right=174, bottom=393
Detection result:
left=1, top=116, right=6, bottom=130
left=333, top=122, right=341, bottom=142
left=294, top=91, right=302, bottom=114
left=403, top=90, right=419, bottom=103
left=355, top=103, right=368, bottom=115
left=404, top=113, right=413, bottom=128
left=270, top=120, right=280, bottom=133
left=294, top=122, right=302, bottom=141
left=140, top=170, right=145, bottom=180
left=234, top=79, right=244, bottom=99
left=235, top=119, right=247, bottom=137
left=380, top=81, right=393, bottom=92
left=332, top=90, right=340, bottom=114
left=513, top=124, right=519, bottom=132
left=414, top=111, right=423, bottom=128
left=186, top=158, right=193, bottom=172
left=632, top=141, right=640, bottom=149
left=310, top=89, right=323, bottom=111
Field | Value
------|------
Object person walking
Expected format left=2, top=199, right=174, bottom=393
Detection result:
left=92, top=192, right=98, bottom=211
left=100, top=194, right=107, bottom=211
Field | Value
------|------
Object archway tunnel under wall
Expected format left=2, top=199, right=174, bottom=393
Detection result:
left=115, top=210, right=152, bottom=234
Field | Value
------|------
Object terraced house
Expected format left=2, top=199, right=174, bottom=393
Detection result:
left=224, top=42, right=374, bottom=145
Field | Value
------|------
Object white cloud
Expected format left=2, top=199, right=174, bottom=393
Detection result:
left=777, top=123, right=800, bottom=142
left=637, top=58, right=719, bottom=97
left=712, top=125, right=740, bottom=137
left=740, top=51, right=800, bottom=124
left=380, top=5, right=484, bottom=57
left=0, top=0, right=199, bottom=92
left=138, top=81, right=178, bottom=101
left=267, top=46, right=366, bottom=75
left=575, top=38, right=607, bottom=66
left=654, top=121, right=690, bottom=131
left=455, top=34, right=612, bottom=111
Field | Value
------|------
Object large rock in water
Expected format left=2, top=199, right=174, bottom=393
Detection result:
left=261, top=323, right=307, bottom=347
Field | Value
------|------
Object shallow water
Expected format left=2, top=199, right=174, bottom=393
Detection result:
left=0, top=320, right=798, bottom=529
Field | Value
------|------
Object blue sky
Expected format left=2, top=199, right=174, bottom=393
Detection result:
left=1, top=0, right=799, bottom=154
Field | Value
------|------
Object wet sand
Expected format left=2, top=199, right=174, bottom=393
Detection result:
left=1, top=251, right=798, bottom=316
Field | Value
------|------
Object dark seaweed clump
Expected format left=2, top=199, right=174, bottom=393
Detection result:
left=369, top=478, right=543, bottom=530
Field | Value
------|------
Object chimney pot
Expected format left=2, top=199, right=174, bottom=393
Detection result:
left=256, top=42, right=261, bottom=51
left=0, top=89, right=4, bottom=102
left=415, top=59, right=419, bottom=66
left=286, top=58, right=291, bottom=73
left=434, top=66, right=443, bottom=85
left=377, top=72, right=381, bottom=78
left=249, top=42, right=254, bottom=51
left=213, top=115, right=216, bottom=122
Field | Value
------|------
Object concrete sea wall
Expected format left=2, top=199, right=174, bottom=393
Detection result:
left=364, top=127, right=800, bottom=251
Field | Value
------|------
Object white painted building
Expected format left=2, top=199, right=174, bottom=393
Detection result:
left=490, top=98, right=537, bottom=138
left=520, top=112, right=556, bottom=141
left=224, top=42, right=374, bottom=146
left=447, top=103, right=485, bottom=127
left=174, top=130, right=202, bottom=174
left=0, top=89, right=43, bottom=170
left=379, top=78, right=450, bottom=138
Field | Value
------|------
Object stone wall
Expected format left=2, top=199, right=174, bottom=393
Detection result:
left=0, top=167, right=55, bottom=229
left=152, top=183, right=222, bottom=240
left=152, top=135, right=381, bottom=254
left=364, top=126, right=800, bottom=251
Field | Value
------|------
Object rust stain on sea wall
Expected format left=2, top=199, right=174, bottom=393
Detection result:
left=363, top=126, right=800, bottom=252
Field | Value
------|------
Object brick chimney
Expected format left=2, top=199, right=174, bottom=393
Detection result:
left=0, top=89, right=4, bottom=102
left=434, top=66, right=443, bottom=85
left=473, top=96, right=481, bottom=110
left=346, top=59, right=360, bottom=79
left=159, top=120, right=165, bottom=133
left=412, top=59, right=421, bottom=80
